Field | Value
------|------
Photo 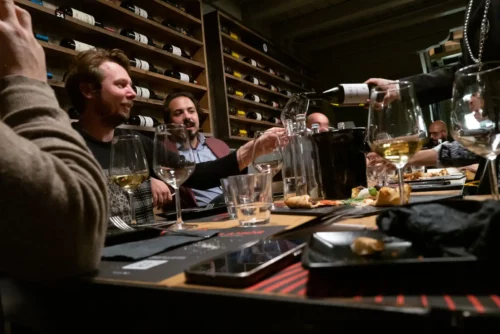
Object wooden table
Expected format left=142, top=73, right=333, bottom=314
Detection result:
left=77, top=191, right=500, bottom=333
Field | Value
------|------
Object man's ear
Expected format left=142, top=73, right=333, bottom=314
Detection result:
left=79, top=83, right=98, bottom=99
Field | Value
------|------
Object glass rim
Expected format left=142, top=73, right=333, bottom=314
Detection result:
left=155, top=123, right=186, bottom=131
left=372, top=80, right=413, bottom=93
left=112, top=134, right=141, bottom=141
left=455, top=61, right=500, bottom=77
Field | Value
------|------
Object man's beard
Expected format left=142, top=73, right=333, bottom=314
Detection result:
left=97, top=98, right=130, bottom=128
left=184, top=119, right=199, bottom=140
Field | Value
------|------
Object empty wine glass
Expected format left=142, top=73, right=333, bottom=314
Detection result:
left=153, top=124, right=197, bottom=230
left=252, top=130, right=283, bottom=208
left=109, top=134, right=149, bottom=225
left=281, top=93, right=310, bottom=135
left=367, top=81, right=428, bottom=205
left=451, top=61, right=500, bottom=200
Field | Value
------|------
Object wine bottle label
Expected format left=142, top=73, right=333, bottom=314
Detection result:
left=179, top=73, right=190, bottom=82
left=270, top=101, right=278, bottom=108
left=253, top=95, right=260, bottom=103
left=235, top=90, right=244, bottom=97
left=250, top=77, right=258, bottom=85
left=239, top=129, right=247, bottom=136
left=74, top=40, right=95, bottom=52
left=249, top=59, right=257, bottom=66
left=284, top=75, right=290, bottom=81
left=263, top=43, right=268, bottom=52
left=136, top=86, right=151, bottom=99
left=231, top=51, right=240, bottom=59
left=233, top=71, right=242, bottom=78
left=138, top=115, right=146, bottom=126
left=236, top=110, right=245, bottom=117
left=133, top=58, right=150, bottom=71
left=268, top=68, right=275, bottom=75
left=70, top=8, right=95, bottom=25
left=144, top=116, right=154, bottom=127
left=283, top=90, right=291, bottom=96
left=171, top=45, right=182, bottom=56
left=340, top=84, right=370, bottom=104
left=230, top=32, right=239, bottom=40
left=254, top=113, right=262, bottom=121
left=133, top=6, right=148, bottom=18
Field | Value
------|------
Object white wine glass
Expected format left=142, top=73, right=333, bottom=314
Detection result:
left=281, top=93, right=310, bottom=135
left=252, top=130, right=283, bottom=208
left=153, top=124, right=197, bottom=230
left=109, top=134, right=150, bottom=225
left=451, top=61, right=500, bottom=200
left=367, top=81, right=428, bottom=205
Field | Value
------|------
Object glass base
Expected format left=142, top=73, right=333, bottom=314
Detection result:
left=169, top=223, right=198, bottom=231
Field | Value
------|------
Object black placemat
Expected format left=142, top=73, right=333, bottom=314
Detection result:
left=97, top=226, right=287, bottom=283
left=271, top=202, right=351, bottom=216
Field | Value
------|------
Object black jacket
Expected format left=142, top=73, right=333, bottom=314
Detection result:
left=404, top=0, right=500, bottom=106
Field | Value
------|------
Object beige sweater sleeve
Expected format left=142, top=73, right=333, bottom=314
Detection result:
left=0, top=76, right=109, bottom=281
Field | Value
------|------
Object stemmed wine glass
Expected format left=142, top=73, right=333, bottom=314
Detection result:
left=367, top=81, right=428, bottom=205
left=153, top=124, right=197, bottom=230
left=109, top=134, right=150, bottom=225
left=252, top=130, right=284, bottom=208
left=451, top=61, right=500, bottom=200
left=281, top=93, right=310, bottom=134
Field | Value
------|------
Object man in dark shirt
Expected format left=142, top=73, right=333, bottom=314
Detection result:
left=64, top=48, right=283, bottom=224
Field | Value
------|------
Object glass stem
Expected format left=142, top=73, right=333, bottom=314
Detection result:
left=397, top=167, right=405, bottom=206
left=129, top=191, right=136, bottom=225
left=488, top=157, right=499, bottom=200
left=175, top=188, right=183, bottom=227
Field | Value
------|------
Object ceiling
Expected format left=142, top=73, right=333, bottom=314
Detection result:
left=208, top=0, right=467, bottom=88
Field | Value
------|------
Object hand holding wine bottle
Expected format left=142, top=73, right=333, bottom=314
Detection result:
left=364, top=78, right=401, bottom=108
left=0, top=0, right=46, bottom=81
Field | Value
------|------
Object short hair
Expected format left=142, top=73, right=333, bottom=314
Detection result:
left=163, top=92, right=201, bottom=123
left=64, top=48, right=130, bottom=114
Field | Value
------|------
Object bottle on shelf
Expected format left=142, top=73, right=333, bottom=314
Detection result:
left=227, top=84, right=244, bottom=97
left=264, top=99, right=280, bottom=108
left=246, top=111, right=262, bottom=121
left=164, top=70, right=197, bottom=84
left=162, top=0, right=186, bottom=12
left=244, top=75, right=259, bottom=85
left=57, top=7, right=103, bottom=27
left=230, top=124, right=240, bottom=136
left=162, top=44, right=192, bottom=59
left=280, top=89, right=292, bottom=97
left=223, top=46, right=240, bottom=59
left=220, top=24, right=239, bottom=40
left=120, top=2, right=149, bottom=19
left=245, top=93, right=261, bottom=103
left=225, top=66, right=241, bottom=78
left=260, top=81, right=277, bottom=92
left=258, top=64, right=275, bottom=75
left=162, top=20, right=190, bottom=36
left=120, top=29, right=157, bottom=47
left=127, top=115, right=159, bottom=127
left=305, top=83, right=376, bottom=106
left=132, top=86, right=163, bottom=101
left=278, top=73, right=290, bottom=81
left=267, top=116, right=281, bottom=124
left=243, top=57, right=257, bottom=67
left=60, top=38, right=96, bottom=52
left=129, top=58, right=161, bottom=74
left=229, top=105, right=246, bottom=117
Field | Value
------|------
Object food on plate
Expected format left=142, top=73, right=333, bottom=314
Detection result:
left=284, top=195, right=342, bottom=209
left=283, top=184, right=412, bottom=209
left=400, top=168, right=450, bottom=181
left=351, top=237, right=385, bottom=256
left=374, top=183, right=411, bottom=206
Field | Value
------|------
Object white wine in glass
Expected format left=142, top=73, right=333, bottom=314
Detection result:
left=153, top=124, right=197, bottom=230
left=367, top=81, right=428, bottom=205
left=109, top=134, right=150, bottom=225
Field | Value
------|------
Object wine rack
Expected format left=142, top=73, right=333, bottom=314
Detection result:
left=204, top=10, right=318, bottom=144
left=16, top=0, right=213, bottom=136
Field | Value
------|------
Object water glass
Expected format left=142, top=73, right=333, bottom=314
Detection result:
left=227, top=173, right=273, bottom=227
left=220, top=178, right=237, bottom=219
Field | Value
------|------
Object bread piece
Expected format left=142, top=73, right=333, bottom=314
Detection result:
left=284, top=195, right=319, bottom=209
left=374, top=184, right=411, bottom=206
left=351, top=237, right=385, bottom=256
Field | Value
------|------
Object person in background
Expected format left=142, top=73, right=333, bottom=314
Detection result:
left=306, top=112, right=330, bottom=132
left=365, top=0, right=497, bottom=189
left=65, top=48, right=284, bottom=222
left=163, top=92, right=230, bottom=207
left=0, top=0, right=108, bottom=281
left=424, top=120, right=451, bottom=149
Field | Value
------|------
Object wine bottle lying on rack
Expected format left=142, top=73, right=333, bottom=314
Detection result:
left=280, top=89, right=292, bottom=97
left=246, top=111, right=262, bottom=121
left=245, top=93, right=261, bottom=103
left=244, top=75, right=259, bottom=85
left=229, top=105, right=245, bottom=117
left=133, top=86, right=163, bottom=101
left=267, top=116, right=281, bottom=124
left=305, top=83, right=375, bottom=106
left=127, top=115, right=159, bottom=127
left=223, top=46, right=239, bottom=59
left=260, top=82, right=277, bottom=92
left=164, top=70, right=197, bottom=84
left=163, top=44, right=191, bottom=59
left=120, top=29, right=157, bottom=47
left=121, top=2, right=149, bottom=19
left=130, top=58, right=162, bottom=74
left=57, top=7, right=103, bottom=27
left=227, top=85, right=244, bottom=97
left=60, top=38, right=96, bottom=52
